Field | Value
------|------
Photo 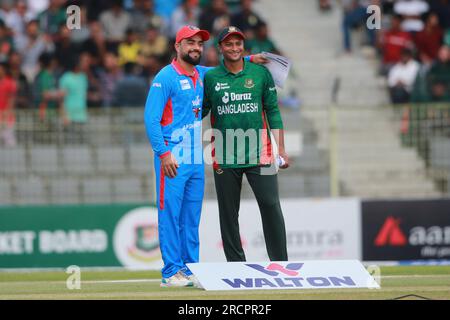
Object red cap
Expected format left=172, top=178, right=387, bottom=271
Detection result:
left=175, top=25, right=210, bottom=44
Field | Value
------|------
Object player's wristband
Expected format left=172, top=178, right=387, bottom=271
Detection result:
left=159, top=151, right=171, bottom=159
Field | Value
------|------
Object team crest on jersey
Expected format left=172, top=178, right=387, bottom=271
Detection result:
left=244, top=78, right=255, bottom=88
left=180, top=79, right=191, bottom=90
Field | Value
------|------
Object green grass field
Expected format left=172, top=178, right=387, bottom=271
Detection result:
left=0, top=266, right=449, bottom=300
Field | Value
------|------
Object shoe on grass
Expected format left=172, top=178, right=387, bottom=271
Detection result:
left=160, top=271, right=193, bottom=288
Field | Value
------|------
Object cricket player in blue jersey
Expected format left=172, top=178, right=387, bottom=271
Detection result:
left=144, top=25, right=266, bottom=287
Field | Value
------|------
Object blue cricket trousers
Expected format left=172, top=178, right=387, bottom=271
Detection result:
left=154, top=155, right=204, bottom=279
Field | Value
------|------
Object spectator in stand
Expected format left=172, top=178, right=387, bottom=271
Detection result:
left=100, top=0, right=131, bottom=52
left=199, top=0, right=230, bottom=36
left=318, top=0, right=332, bottom=12
left=0, top=20, right=13, bottom=63
left=0, top=0, right=14, bottom=22
left=140, top=54, right=164, bottom=84
left=129, top=0, right=166, bottom=36
left=388, top=48, right=420, bottom=104
left=59, top=58, right=89, bottom=144
left=341, top=0, right=377, bottom=53
left=98, top=52, right=123, bottom=107
left=80, top=21, right=107, bottom=66
left=393, top=0, right=429, bottom=32
left=154, top=0, right=182, bottom=26
left=79, top=51, right=102, bottom=108
left=118, top=28, right=141, bottom=66
left=429, top=0, right=450, bottom=30
left=15, top=19, right=54, bottom=82
left=25, top=0, right=50, bottom=20
left=246, top=21, right=281, bottom=55
left=427, top=45, right=450, bottom=102
left=37, top=0, right=66, bottom=37
left=378, top=15, right=414, bottom=75
left=170, top=0, right=200, bottom=40
left=414, top=12, right=444, bottom=65
left=70, top=5, right=91, bottom=45
left=117, top=37, right=158, bottom=143
left=0, top=62, right=17, bottom=147
left=33, top=52, right=64, bottom=122
left=224, top=0, right=241, bottom=13
left=138, top=23, right=169, bottom=63
left=4, top=1, right=33, bottom=48
left=54, top=23, right=79, bottom=72
left=85, top=0, right=110, bottom=22
left=113, top=62, right=148, bottom=107
left=202, top=45, right=220, bottom=66
left=445, top=29, right=450, bottom=46
left=8, top=51, right=32, bottom=109
left=381, top=0, right=396, bottom=15
left=231, top=0, right=263, bottom=39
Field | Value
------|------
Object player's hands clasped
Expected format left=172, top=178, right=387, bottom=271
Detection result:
left=161, top=153, right=179, bottom=178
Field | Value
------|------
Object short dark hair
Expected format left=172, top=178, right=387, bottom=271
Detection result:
left=401, top=48, right=413, bottom=57
left=66, top=57, right=80, bottom=71
left=39, top=52, right=53, bottom=68
left=111, top=0, right=123, bottom=7
left=0, top=61, right=10, bottom=76
left=123, top=62, right=136, bottom=74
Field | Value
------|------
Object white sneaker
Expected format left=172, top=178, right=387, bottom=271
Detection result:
left=185, top=274, right=202, bottom=288
left=160, top=271, right=193, bottom=288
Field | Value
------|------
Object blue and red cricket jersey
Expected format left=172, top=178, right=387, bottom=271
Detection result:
left=145, top=56, right=252, bottom=278
left=144, top=59, right=209, bottom=279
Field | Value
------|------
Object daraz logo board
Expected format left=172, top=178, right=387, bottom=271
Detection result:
left=221, top=263, right=357, bottom=289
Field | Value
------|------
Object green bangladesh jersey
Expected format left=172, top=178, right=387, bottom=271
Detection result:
left=202, top=59, right=283, bottom=169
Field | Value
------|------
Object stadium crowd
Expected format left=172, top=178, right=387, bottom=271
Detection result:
left=0, top=0, right=281, bottom=147
left=331, top=0, right=450, bottom=104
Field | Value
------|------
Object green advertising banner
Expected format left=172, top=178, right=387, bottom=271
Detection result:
left=0, top=204, right=162, bottom=269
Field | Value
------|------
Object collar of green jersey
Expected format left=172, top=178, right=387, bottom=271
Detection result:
left=219, top=58, right=248, bottom=77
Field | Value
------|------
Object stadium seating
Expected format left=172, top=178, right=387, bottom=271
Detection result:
left=29, top=146, right=60, bottom=175
left=48, top=177, right=81, bottom=204
left=15, top=177, right=48, bottom=205
left=0, top=179, right=13, bottom=205
left=0, top=147, right=28, bottom=176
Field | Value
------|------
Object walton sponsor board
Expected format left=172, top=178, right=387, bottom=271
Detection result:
left=187, top=260, right=379, bottom=291
left=362, top=199, right=450, bottom=261
left=199, top=199, right=361, bottom=262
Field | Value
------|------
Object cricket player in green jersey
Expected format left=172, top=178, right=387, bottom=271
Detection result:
left=202, top=26, right=289, bottom=262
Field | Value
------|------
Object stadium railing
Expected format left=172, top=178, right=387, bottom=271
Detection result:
left=0, top=104, right=448, bottom=205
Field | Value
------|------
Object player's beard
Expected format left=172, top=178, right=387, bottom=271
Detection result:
left=181, top=50, right=202, bottom=65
